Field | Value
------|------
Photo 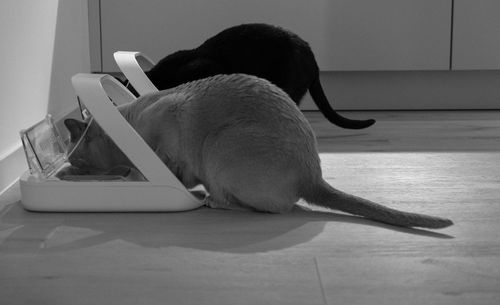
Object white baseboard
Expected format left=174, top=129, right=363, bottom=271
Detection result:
left=301, top=70, right=500, bottom=110
left=0, top=144, right=25, bottom=195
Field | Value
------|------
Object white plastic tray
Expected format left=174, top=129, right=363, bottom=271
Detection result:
left=19, top=73, right=203, bottom=212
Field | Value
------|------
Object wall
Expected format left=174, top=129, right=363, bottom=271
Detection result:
left=0, top=0, right=91, bottom=193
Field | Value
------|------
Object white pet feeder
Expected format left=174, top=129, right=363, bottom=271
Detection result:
left=19, top=73, right=203, bottom=212
left=114, top=51, right=159, bottom=95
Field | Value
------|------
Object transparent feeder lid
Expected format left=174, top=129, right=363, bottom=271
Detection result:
left=20, top=113, right=146, bottom=182
left=20, top=115, right=68, bottom=179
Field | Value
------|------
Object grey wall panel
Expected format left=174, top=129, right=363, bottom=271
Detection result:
left=88, top=0, right=101, bottom=72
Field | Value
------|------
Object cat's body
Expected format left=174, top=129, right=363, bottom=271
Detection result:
left=65, top=74, right=451, bottom=229
left=136, top=23, right=375, bottom=129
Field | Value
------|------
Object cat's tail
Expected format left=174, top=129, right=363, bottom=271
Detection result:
left=302, top=180, right=453, bottom=229
left=309, top=76, right=376, bottom=129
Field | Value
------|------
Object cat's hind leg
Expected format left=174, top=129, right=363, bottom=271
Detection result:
left=202, top=189, right=255, bottom=212
left=200, top=129, right=302, bottom=214
left=203, top=167, right=299, bottom=214
left=201, top=171, right=275, bottom=213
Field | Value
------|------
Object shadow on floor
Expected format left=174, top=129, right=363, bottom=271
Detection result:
left=1, top=202, right=452, bottom=255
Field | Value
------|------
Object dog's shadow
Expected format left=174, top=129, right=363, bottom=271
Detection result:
left=0, top=201, right=452, bottom=255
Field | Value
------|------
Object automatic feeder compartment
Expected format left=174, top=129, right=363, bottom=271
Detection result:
left=19, top=73, right=203, bottom=212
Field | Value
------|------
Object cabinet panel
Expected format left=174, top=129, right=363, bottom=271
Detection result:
left=327, top=0, right=451, bottom=70
left=98, top=0, right=451, bottom=72
left=100, top=0, right=331, bottom=71
left=452, top=0, right=500, bottom=70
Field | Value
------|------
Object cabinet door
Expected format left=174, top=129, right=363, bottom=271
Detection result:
left=327, top=0, right=451, bottom=70
left=452, top=0, right=500, bottom=70
left=99, top=0, right=332, bottom=72
left=97, top=0, right=451, bottom=72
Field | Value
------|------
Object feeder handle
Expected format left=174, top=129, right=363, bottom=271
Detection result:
left=71, top=73, right=193, bottom=194
left=99, top=72, right=136, bottom=106
left=114, top=51, right=159, bottom=95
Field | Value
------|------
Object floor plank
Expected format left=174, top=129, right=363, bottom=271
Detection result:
left=308, top=110, right=500, bottom=151
left=1, top=111, right=500, bottom=305
left=317, top=256, right=500, bottom=305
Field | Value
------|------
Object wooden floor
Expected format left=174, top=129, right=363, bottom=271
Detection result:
left=1, top=111, right=500, bottom=305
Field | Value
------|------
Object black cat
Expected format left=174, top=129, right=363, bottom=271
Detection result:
left=125, top=23, right=375, bottom=129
